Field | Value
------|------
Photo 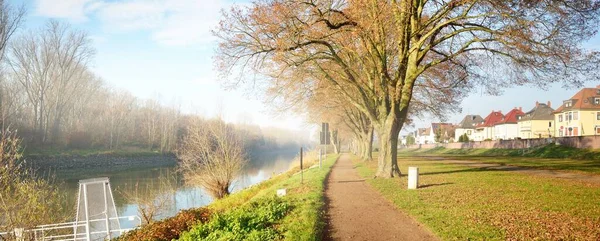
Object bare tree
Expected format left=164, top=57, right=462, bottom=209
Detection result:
left=177, top=118, right=247, bottom=199
left=215, top=0, right=600, bottom=178
left=119, top=172, right=178, bottom=225
left=7, top=20, right=94, bottom=145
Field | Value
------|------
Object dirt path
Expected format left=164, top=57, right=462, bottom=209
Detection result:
left=421, top=157, right=600, bottom=186
left=323, top=154, right=438, bottom=241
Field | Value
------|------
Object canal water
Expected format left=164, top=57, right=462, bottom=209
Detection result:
left=51, top=151, right=300, bottom=224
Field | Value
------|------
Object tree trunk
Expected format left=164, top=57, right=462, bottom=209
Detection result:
left=375, top=114, right=402, bottom=178
left=363, top=127, right=374, bottom=161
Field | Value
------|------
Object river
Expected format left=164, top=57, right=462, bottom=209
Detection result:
left=49, top=150, right=300, bottom=226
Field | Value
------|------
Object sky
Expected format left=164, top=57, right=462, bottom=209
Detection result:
left=12, top=0, right=600, bottom=136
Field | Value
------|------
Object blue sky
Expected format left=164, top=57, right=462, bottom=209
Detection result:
left=13, top=0, right=600, bottom=135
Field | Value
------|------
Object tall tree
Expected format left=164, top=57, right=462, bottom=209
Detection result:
left=215, top=0, right=600, bottom=177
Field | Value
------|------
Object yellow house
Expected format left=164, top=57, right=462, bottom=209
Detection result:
left=554, top=86, right=600, bottom=137
left=518, top=101, right=555, bottom=139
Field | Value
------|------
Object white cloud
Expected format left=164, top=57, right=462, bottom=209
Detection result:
left=35, top=0, right=100, bottom=22
left=35, top=0, right=227, bottom=46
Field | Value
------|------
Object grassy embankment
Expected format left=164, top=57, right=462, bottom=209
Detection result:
left=117, top=153, right=339, bottom=241
left=399, top=144, right=600, bottom=174
left=354, top=153, right=600, bottom=240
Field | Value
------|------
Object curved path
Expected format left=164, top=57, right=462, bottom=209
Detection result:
left=323, top=154, right=438, bottom=241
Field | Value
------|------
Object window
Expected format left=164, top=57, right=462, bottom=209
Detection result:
left=467, top=130, right=472, bottom=135
left=559, top=114, right=563, bottom=122
left=549, top=121, right=552, bottom=128
left=567, top=112, right=573, bottom=121
left=565, top=100, right=572, bottom=107
left=597, top=112, right=600, bottom=121
left=596, top=127, right=600, bottom=135
left=595, top=98, right=600, bottom=105
left=559, top=129, right=563, bottom=137
left=574, top=111, right=579, bottom=120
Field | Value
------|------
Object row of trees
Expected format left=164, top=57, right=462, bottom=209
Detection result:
left=0, top=20, right=182, bottom=151
left=0, top=2, right=183, bottom=152
left=215, top=0, right=600, bottom=177
left=0, top=3, right=304, bottom=153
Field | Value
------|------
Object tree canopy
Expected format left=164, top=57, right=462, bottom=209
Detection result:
left=215, top=0, right=600, bottom=178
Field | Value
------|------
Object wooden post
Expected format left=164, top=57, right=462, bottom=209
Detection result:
left=300, top=147, right=303, bottom=184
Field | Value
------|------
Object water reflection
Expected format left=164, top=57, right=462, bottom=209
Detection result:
left=52, top=150, right=299, bottom=222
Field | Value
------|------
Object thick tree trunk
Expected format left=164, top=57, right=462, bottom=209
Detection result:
left=375, top=114, right=402, bottom=178
left=362, top=127, right=374, bottom=161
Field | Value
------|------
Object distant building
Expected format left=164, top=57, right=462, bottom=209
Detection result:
left=494, top=107, right=525, bottom=140
left=416, top=127, right=432, bottom=144
left=473, top=111, right=504, bottom=141
left=455, top=115, right=484, bottom=142
left=554, top=86, right=600, bottom=137
left=518, top=101, right=555, bottom=139
left=431, top=123, right=456, bottom=143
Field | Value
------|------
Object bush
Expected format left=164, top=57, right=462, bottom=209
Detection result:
left=178, top=196, right=290, bottom=241
left=114, top=208, right=211, bottom=241
left=0, top=128, right=68, bottom=238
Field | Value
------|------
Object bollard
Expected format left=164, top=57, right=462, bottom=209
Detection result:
left=277, top=188, right=287, bottom=197
left=408, top=167, right=419, bottom=189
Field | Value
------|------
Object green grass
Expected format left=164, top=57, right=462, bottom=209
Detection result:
left=354, top=155, right=600, bottom=240
left=181, top=154, right=339, bottom=241
left=398, top=145, right=600, bottom=174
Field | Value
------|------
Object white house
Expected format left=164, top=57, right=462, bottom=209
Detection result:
left=473, top=111, right=504, bottom=141
left=494, top=108, right=524, bottom=140
left=455, top=115, right=484, bottom=141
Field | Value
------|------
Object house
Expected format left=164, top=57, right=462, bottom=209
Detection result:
left=416, top=127, right=433, bottom=144
left=414, top=123, right=455, bottom=144
left=473, top=111, right=504, bottom=141
left=454, top=115, right=484, bottom=142
left=554, top=86, right=600, bottom=137
left=518, top=101, right=555, bottom=139
left=494, top=107, right=525, bottom=140
left=431, top=123, right=456, bottom=143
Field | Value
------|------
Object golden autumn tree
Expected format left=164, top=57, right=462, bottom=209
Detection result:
left=215, top=0, right=600, bottom=178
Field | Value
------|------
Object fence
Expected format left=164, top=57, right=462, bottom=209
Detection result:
left=0, top=216, right=140, bottom=241
left=407, top=136, right=600, bottom=150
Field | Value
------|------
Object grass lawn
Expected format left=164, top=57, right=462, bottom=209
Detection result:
left=354, top=155, right=600, bottom=240
left=399, top=145, right=600, bottom=174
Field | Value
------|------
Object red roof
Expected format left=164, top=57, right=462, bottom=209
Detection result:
left=554, top=86, right=600, bottom=113
left=476, top=111, right=504, bottom=128
left=496, top=108, right=525, bottom=124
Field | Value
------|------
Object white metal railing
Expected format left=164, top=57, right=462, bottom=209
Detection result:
left=0, top=215, right=141, bottom=241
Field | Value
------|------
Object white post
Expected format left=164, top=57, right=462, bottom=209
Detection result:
left=103, top=182, right=111, bottom=239
left=319, top=148, right=322, bottom=168
left=83, top=184, right=91, bottom=241
left=14, top=228, right=24, bottom=241
left=408, top=167, right=419, bottom=190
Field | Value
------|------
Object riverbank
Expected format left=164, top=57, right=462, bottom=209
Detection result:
left=25, top=151, right=176, bottom=171
left=117, top=154, right=340, bottom=241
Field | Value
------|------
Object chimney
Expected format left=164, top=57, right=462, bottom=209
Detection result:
left=535, top=101, right=539, bottom=107
left=519, top=107, right=522, bottom=111
left=547, top=101, right=551, bottom=107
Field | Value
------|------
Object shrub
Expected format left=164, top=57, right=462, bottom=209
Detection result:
left=0, top=128, right=68, bottom=239
left=178, top=196, right=290, bottom=241
left=114, top=208, right=211, bottom=241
